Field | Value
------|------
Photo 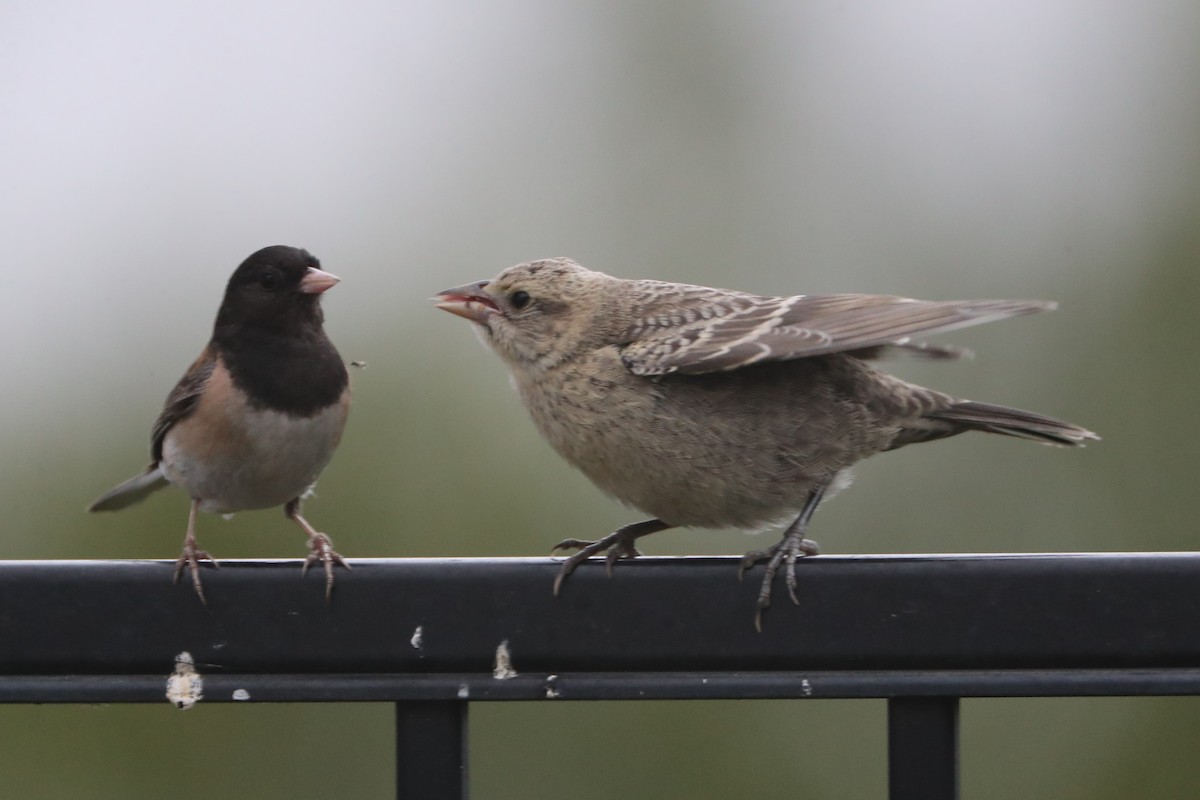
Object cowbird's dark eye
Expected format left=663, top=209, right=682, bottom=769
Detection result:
left=510, top=290, right=531, bottom=309
left=259, top=270, right=278, bottom=291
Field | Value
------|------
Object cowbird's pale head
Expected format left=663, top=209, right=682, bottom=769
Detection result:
left=437, top=258, right=623, bottom=371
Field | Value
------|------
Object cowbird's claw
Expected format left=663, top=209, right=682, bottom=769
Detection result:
left=552, top=537, right=605, bottom=553
left=551, top=534, right=637, bottom=595
left=738, top=484, right=828, bottom=631
left=739, top=533, right=820, bottom=632
left=551, top=518, right=670, bottom=596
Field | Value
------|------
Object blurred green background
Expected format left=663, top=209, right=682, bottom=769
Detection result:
left=3, top=1, right=1199, bottom=797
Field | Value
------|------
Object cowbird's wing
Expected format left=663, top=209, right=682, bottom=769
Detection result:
left=619, top=291, right=1054, bottom=376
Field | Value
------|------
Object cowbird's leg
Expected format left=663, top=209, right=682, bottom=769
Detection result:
left=552, top=518, right=672, bottom=595
left=739, top=482, right=828, bottom=631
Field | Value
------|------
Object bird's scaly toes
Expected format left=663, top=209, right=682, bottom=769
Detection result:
left=740, top=535, right=820, bottom=631
left=551, top=532, right=643, bottom=595
left=173, top=545, right=219, bottom=605
left=302, top=531, right=350, bottom=603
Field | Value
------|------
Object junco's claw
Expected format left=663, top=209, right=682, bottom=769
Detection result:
left=173, top=545, right=219, bottom=606
left=302, top=531, right=350, bottom=603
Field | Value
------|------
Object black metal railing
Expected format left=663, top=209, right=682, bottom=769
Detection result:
left=4, top=553, right=1200, bottom=799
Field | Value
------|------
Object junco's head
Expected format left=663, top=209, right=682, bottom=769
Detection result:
left=216, top=245, right=340, bottom=334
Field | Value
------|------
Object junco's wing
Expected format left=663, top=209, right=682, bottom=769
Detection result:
left=150, top=349, right=217, bottom=462
left=619, top=292, right=1055, bottom=376
left=87, top=349, right=216, bottom=512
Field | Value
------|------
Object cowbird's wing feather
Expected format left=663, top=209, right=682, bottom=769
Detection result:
left=619, top=292, right=1054, bottom=376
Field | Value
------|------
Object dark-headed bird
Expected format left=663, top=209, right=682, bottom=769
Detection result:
left=89, top=246, right=351, bottom=603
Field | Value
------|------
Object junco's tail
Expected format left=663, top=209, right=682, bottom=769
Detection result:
left=926, top=400, right=1099, bottom=446
left=87, top=465, right=169, bottom=512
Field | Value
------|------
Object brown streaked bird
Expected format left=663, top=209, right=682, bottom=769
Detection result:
left=89, top=245, right=352, bottom=603
left=436, top=257, right=1098, bottom=630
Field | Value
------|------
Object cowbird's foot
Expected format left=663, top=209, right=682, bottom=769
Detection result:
left=739, top=533, right=820, bottom=632
left=551, top=518, right=671, bottom=595
left=739, top=483, right=828, bottom=631
left=552, top=534, right=642, bottom=593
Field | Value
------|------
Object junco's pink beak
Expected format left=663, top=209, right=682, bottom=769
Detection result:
left=436, top=281, right=498, bottom=322
left=300, top=267, right=341, bottom=295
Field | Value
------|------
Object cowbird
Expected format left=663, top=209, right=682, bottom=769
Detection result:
left=89, top=246, right=351, bottom=603
left=437, top=258, right=1097, bottom=628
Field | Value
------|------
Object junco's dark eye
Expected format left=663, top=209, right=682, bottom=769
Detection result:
left=258, top=271, right=278, bottom=291
left=510, top=290, right=531, bottom=309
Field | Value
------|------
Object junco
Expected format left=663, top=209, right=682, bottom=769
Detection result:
left=436, top=258, right=1098, bottom=629
left=89, top=245, right=351, bottom=603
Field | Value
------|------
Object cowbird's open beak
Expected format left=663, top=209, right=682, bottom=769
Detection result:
left=436, top=281, right=499, bottom=322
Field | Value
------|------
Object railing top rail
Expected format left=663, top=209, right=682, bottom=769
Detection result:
left=3, top=554, right=1199, bottom=703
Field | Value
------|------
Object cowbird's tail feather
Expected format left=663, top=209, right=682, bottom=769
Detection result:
left=927, top=401, right=1099, bottom=446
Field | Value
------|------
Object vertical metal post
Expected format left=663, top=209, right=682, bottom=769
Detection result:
left=888, top=696, right=959, bottom=800
left=395, top=701, right=469, bottom=799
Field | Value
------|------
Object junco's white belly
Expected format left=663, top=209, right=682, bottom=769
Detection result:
left=160, top=394, right=348, bottom=514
